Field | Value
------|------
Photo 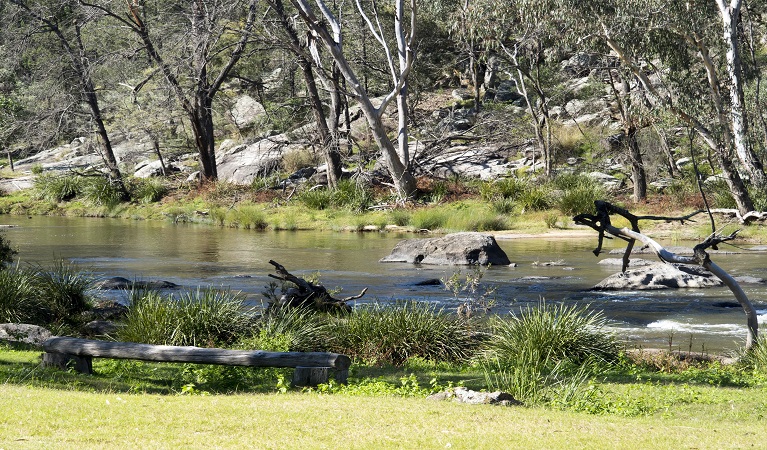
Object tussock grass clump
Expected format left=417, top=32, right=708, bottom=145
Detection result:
left=331, top=301, right=478, bottom=366
left=482, top=301, right=619, bottom=404
left=552, top=173, right=605, bottom=215
left=34, top=173, right=84, bottom=202
left=445, top=208, right=509, bottom=231
left=119, top=288, right=252, bottom=347
left=130, top=178, right=167, bottom=203
left=82, top=177, right=125, bottom=208
left=0, top=267, right=45, bottom=323
left=411, top=208, right=448, bottom=231
left=298, top=179, right=374, bottom=212
left=240, top=306, right=330, bottom=352
left=738, top=336, right=767, bottom=374
left=388, top=208, right=411, bottom=226
left=229, top=206, right=268, bottom=230
left=32, top=260, right=94, bottom=324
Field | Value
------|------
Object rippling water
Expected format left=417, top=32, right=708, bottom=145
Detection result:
left=3, top=215, right=766, bottom=353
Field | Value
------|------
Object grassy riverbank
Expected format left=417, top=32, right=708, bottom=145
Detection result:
left=2, top=344, right=767, bottom=449
left=1, top=174, right=764, bottom=242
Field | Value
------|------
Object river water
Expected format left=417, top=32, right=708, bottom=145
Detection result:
left=3, top=215, right=766, bottom=353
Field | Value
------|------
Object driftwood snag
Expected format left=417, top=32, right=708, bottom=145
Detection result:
left=574, top=201, right=759, bottom=349
left=268, top=260, right=366, bottom=312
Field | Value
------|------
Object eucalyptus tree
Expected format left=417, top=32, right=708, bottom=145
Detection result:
left=7, top=0, right=127, bottom=192
left=539, top=0, right=764, bottom=213
left=289, top=0, right=419, bottom=200
left=459, top=0, right=565, bottom=178
left=262, top=0, right=344, bottom=188
left=83, top=0, right=259, bottom=183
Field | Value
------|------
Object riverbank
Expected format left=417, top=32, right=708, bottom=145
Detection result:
left=2, top=178, right=764, bottom=243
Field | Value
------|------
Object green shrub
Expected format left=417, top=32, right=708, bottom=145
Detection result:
left=34, top=173, right=84, bottom=202
left=330, top=301, right=477, bottom=366
left=240, top=306, right=330, bottom=352
left=82, top=176, right=125, bottom=208
left=30, top=164, right=44, bottom=175
left=229, top=206, right=268, bottom=230
left=411, top=209, right=448, bottom=231
left=553, top=174, right=605, bottom=215
left=481, top=302, right=619, bottom=404
left=491, top=198, right=516, bottom=214
left=488, top=301, right=619, bottom=368
left=32, top=260, right=94, bottom=324
left=119, top=288, right=252, bottom=347
left=738, top=336, right=767, bottom=374
left=298, top=188, right=333, bottom=210
left=332, top=179, right=374, bottom=211
left=388, top=209, right=411, bottom=227
left=519, top=186, right=553, bottom=211
left=130, top=178, right=167, bottom=203
left=0, top=267, right=45, bottom=324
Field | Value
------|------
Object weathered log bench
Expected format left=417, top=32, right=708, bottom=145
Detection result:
left=42, top=337, right=350, bottom=387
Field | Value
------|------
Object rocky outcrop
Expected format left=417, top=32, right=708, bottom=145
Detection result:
left=380, top=232, right=511, bottom=265
left=592, top=262, right=722, bottom=290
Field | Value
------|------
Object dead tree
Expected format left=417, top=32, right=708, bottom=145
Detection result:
left=574, top=201, right=759, bottom=349
left=267, top=260, right=367, bottom=313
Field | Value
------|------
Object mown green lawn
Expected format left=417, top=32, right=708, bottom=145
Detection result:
left=1, top=347, right=766, bottom=449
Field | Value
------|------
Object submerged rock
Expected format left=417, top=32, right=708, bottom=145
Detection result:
left=97, top=277, right=179, bottom=290
left=592, top=262, right=722, bottom=290
left=380, top=232, right=510, bottom=266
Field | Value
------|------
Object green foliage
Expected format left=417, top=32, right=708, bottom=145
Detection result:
left=82, top=176, right=125, bottom=208
left=410, top=208, right=448, bottom=230
left=129, top=178, right=167, bottom=204
left=30, top=164, right=44, bottom=175
left=481, top=301, right=619, bottom=404
left=388, top=208, right=411, bottom=226
left=32, top=260, right=94, bottom=325
left=0, top=267, right=45, bottom=323
left=330, top=301, right=478, bottom=366
left=297, top=179, right=373, bottom=212
left=552, top=174, right=605, bottom=215
left=119, top=288, right=252, bottom=347
left=240, top=306, right=330, bottom=352
left=34, top=173, right=84, bottom=202
left=738, top=336, right=767, bottom=375
left=229, top=206, right=268, bottom=230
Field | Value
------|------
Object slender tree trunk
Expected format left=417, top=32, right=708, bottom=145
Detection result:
left=717, top=0, right=767, bottom=187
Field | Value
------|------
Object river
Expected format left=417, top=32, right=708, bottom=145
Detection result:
left=3, top=215, right=766, bottom=353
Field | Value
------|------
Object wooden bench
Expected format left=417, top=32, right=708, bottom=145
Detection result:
left=42, top=337, right=350, bottom=387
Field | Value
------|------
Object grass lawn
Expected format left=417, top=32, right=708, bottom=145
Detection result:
left=1, top=347, right=766, bottom=449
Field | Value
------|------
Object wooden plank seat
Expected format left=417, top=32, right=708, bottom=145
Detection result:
left=42, top=337, right=350, bottom=386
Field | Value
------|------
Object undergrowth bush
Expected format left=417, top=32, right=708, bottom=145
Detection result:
left=32, top=260, right=94, bottom=325
left=0, top=267, right=45, bottom=323
left=119, top=288, right=252, bottom=347
left=297, top=179, right=373, bottom=212
left=552, top=174, right=605, bottom=215
left=82, top=176, right=125, bottom=208
left=130, top=178, right=167, bottom=203
left=411, top=209, right=448, bottom=231
left=239, top=306, right=330, bottom=352
left=330, top=301, right=478, bottom=366
left=482, top=301, right=619, bottom=404
left=34, top=174, right=84, bottom=202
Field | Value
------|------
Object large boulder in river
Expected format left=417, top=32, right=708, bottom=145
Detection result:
left=380, top=232, right=510, bottom=265
left=592, top=262, right=722, bottom=290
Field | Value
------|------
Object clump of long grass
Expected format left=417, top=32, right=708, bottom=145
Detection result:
left=82, top=176, right=126, bottom=208
left=388, top=209, right=411, bottom=226
left=297, top=179, right=374, bottom=212
left=32, top=260, right=94, bottom=324
left=130, top=178, right=167, bottom=203
left=34, top=173, right=84, bottom=202
left=119, top=288, right=253, bottom=347
left=481, top=301, right=619, bottom=404
left=551, top=173, right=605, bottom=215
left=445, top=208, right=509, bottom=231
left=239, top=306, right=330, bottom=352
left=411, top=208, right=448, bottom=231
left=0, top=267, right=45, bottom=324
left=330, top=301, right=478, bottom=366
left=737, top=336, right=767, bottom=374
left=229, top=206, right=268, bottom=230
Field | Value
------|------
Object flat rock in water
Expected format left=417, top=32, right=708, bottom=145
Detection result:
left=592, top=262, right=723, bottom=290
left=598, top=258, right=655, bottom=267
left=380, top=232, right=510, bottom=265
